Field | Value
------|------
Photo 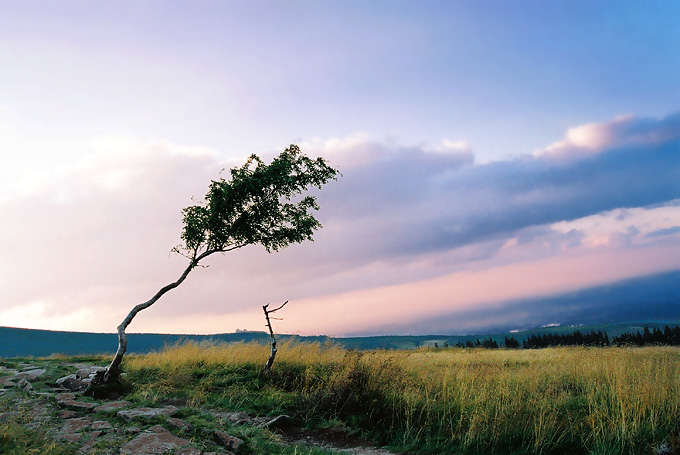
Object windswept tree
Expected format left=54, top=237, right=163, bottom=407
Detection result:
left=98, top=145, right=338, bottom=384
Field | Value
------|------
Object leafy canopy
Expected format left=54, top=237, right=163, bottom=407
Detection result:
left=177, top=145, right=338, bottom=262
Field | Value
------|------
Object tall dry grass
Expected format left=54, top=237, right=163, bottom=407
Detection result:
left=124, top=342, right=680, bottom=454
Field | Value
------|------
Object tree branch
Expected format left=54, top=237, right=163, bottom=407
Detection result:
left=263, top=300, right=288, bottom=375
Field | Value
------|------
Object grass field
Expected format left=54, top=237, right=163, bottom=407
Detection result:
left=122, top=341, right=680, bottom=454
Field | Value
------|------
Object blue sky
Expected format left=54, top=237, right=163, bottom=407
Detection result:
left=0, top=1, right=679, bottom=335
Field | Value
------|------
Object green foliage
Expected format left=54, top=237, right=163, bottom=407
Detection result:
left=177, top=144, right=338, bottom=259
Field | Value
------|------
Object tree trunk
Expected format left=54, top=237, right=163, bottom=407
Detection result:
left=101, top=261, right=196, bottom=383
left=263, top=301, right=287, bottom=375
left=93, top=246, right=239, bottom=385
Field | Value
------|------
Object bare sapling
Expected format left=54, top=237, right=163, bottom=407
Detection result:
left=263, top=300, right=288, bottom=375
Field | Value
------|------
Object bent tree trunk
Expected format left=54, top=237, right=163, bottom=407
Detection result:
left=99, top=247, right=230, bottom=384
left=100, top=261, right=195, bottom=383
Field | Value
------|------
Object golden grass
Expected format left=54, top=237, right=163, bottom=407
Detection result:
left=125, top=339, right=346, bottom=371
left=124, top=342, right=680, bottom=454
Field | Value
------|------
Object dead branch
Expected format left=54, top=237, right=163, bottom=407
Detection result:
left=263, top=300, right=288, bottom=375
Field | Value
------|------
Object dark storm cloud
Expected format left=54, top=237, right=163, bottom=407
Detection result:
left=352, top=269, right=680, bottom=336
left=315, top=112, right=680, bottom=261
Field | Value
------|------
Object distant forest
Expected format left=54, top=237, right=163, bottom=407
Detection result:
left=448, top=325, right=680, bottom=349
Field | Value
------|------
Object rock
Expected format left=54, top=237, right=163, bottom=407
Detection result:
left=56, top=374, right=76, bottom=385
left=53, top=417, right=93, bottom=444
left=119, top=425, right=200, bottom=455
left=167, top=417, right=193, bottom=431
left=59, top=399, right=98, bottom=410
left=119, top=426, right=141, bottom=435
left=57, top=376, right=86, bottom=391
left=218, top=411, right=252, bottom=425
left=78, top=432, right=103, bottom=453
left=117, top=406, right=178, bottom=421
left=0, top=377, right=17, bottom=387
left=213, top=430, right=244, bottom=451
left=58, top=410, right=78, bottom=419
left=56, top=392, right=76, bottom=401
left=76, top=369, right=91, bottom=379
left=14, top=368, right=46, bottom=380
left=54, top=432, right=81, bottom=443
left=62, top=417, right=92, bottom=433
left=16, top=378, right=34, bottom=390
left=91, top=420, right=113, bottom=430
left=93, top=400, right=131, bottom=412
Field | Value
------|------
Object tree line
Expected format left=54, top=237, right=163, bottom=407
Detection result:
left=446, top=325, right=680, bottom=350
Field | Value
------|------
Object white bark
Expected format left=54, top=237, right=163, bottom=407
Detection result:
left=263, top=301, right=287, bottom=375
left=100, top=247, right=239, bottom=383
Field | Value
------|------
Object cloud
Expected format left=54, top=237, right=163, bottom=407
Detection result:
left=539, top=112, right=680, bottom=159
left=383, top=269, right=680, bottom=336
left=1, top=112, right=679, bottom=335
left=295, top=112, right=680, bottom=267
left=0, top=138, right=227, bottom=325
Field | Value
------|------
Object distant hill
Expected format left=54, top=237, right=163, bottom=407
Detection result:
left=0, top=326, right=329, bottom=358
left=2, top=320, right=679, bottom=357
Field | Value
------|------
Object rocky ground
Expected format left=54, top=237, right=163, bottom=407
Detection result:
left=0, top=360, right=402, bottom=455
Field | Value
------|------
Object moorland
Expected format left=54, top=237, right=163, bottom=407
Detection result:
left=1, top=340, right=679, bottom=455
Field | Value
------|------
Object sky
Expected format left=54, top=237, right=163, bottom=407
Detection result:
left=1, top=1, right=679, bottom=336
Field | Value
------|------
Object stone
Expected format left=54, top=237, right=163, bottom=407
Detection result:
left=14, top=368, right=46, bottom=380
left=56, top=374, right=76, bottom=385
left=167, top=417, right=193, bottom=431
left=59, top=399, right=98, bottom=410
left=58, top=409, right=78, bottom=419
left=117, top=406, right=178, bottom=421
left=78, top=432, right=103, bottom=453
left=93, top=400, right=131, bottom=412
left=58, top=376, right=86, bottom=391
left=16, top=378, right=34, bottom=390
left=91, top=420, right=113, bottom=430
left=0, top=377, right=16, bottom=387
left=54, top=432, right=81, bottom=443
left=213, top=430, right=244, bottom=451
left=62, top=416, right=92, bottom=433
left=76, top=369, right=91, bottom=379
left=56, top=392, right=76, bottom=401
left=119, top=425, right=200, bottom=455
left=219, top=411, right=251, bottom=425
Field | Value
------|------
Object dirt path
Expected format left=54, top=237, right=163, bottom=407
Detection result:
left=0, top=360, right=405, bottom=455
